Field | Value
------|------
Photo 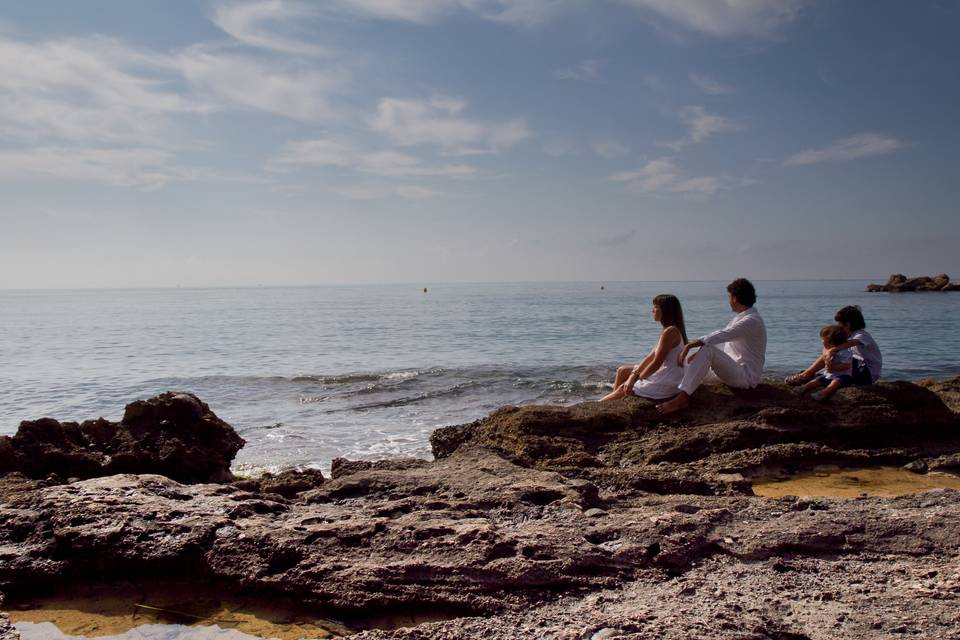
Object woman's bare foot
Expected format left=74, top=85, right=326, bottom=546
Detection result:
left=656, top=392, right=690, bottom=414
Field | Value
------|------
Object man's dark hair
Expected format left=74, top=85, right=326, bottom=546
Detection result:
left=834, top=305, right=866, bottom=330
left=726, top=278, right=756, bottom=307
left=820, top=324, right=848, bottom=347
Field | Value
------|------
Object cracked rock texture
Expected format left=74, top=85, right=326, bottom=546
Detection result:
left=1, top=380, right=960, bottom=639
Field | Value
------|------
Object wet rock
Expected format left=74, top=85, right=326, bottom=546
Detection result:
left=904, top=460, right=928, bottom=474
left=0, top=392, right=243, bottom=483
left=929, top=453, right=960, bottom=472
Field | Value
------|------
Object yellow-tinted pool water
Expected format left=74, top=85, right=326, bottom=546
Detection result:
left=752, top=466, right=960, bottom=498
left=7, top=583, right=351, bottom=640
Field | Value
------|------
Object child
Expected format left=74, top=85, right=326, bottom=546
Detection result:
left=786, top=305, right=882, bottom=388
left=796, top=324, right=853, bottom=400
left=831, top=305, right=882, bottom=385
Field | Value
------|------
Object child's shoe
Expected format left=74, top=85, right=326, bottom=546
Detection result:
left=785, top=373, right=807, bottom=386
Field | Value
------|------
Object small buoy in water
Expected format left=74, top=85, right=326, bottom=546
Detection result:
left=423, top=287, right=428, bottom=293
left=600, top=285, right=605, bottom=291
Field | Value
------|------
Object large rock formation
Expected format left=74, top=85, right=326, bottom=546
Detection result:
left=1, top=381, right=960, bottom=639
left=432, top=380, right=960, bottom=495
left=867, top=273, right=960, bottom=292
left=0, top=392, right=243, bottom=484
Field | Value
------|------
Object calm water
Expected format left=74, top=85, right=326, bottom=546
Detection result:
left=1, top=281, right=957, bottom=473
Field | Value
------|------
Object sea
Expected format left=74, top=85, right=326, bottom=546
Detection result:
left=1, top=281, right=957, bottom=475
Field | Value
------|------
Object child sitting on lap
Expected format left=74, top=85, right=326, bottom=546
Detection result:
left=786, top=305, right=882, bottom=389
left=797, top=324, right=853, bottom=400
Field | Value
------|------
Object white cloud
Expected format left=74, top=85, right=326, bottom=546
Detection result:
left=211, top=1, right=332, bottom=56
left=325, top=0, right=569, bottom=26
left=689, top=72, right=734, bottom=95
left=609, top=156, right=744, bottom=196
left=271, top=137, right=476, bottom=177
left=396, top=184, right=440, bottom=198
left=177, top=44, right=347, bottom=123
left=0, top=35, right=208, bottom=146
left=324, top=0, right=458, bottom=23
left=610, top=158, right=678, bottom=192
left=370, top=97, right=532, bottom=153
left=785, top=133, right=905, bottom=166
left=555, top=59, right=603, bottom=82
left=660, top=105, right=737, bottom=150
left=337, top=184, right=441, bottom=199
left=469, top=0, right=573, bottom=27
left=620, top=0, right=805, bottom=38
left=0, top=147, right=194, bottom=191
left=592, top=138, right=630, bottom=159
left=357, top=150, right=475, bottom=176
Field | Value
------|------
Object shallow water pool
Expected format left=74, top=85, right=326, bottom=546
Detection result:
left=751, top=466, right=960, bottom=498
left=7, top=583, right=353, bottom=640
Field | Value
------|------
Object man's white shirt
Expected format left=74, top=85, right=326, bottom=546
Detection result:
left=700, top=307, right=767, bottom=387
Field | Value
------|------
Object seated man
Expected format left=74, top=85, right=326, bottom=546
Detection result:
left=656, top=278, right=767, bottom=414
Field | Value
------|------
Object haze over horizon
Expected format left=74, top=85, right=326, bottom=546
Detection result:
left=1, top=0, right=958, bottom=288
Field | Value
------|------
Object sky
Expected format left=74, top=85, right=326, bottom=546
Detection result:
left=1, top=0, right=958, bottom=288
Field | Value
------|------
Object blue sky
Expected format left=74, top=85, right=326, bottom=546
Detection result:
left=1, top=0, right=958, bottom=287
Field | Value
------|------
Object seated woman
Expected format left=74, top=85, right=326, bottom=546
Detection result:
left=602, top=294, right=688, bottom=401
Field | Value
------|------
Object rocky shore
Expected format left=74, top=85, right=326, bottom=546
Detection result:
left=866, top=273, right=960, bottom=292
left=2, top=382, right=960, bottom=639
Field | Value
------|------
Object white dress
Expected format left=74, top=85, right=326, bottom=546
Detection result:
left=632, top=340, right=684, bottom=400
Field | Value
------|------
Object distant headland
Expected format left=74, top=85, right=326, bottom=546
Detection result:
left=866, top=273, right=960, bottom=292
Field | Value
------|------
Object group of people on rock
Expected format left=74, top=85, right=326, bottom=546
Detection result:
left=601, top=278, right=883, bottom=414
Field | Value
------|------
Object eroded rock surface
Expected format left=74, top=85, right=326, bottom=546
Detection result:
left=1, top=380, right=959, bottom=639
left=433, top=380, right=960, bottom=496
left=0, top=392, right=243, bottom=484
left=0, top=594, right=14, bottom=640
left=866, top=273, right=960, bottom=292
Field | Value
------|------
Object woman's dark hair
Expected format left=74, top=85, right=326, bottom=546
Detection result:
left=653, top=294, right=688, bottom=343
left=820, top=324, right=848, bottom=347
left=726, top=278, right=757, bottom=307
left=834, top=305, right=866, bottom=330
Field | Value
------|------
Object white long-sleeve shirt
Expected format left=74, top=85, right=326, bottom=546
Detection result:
left=850, top=329, right=882, bottom=382
left=700, top=306, right=767, bottom=386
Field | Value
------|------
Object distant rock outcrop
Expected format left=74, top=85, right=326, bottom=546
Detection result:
left=867, top=273, right=960, bottom=292
left=0, top=392, right=244, bottom=483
